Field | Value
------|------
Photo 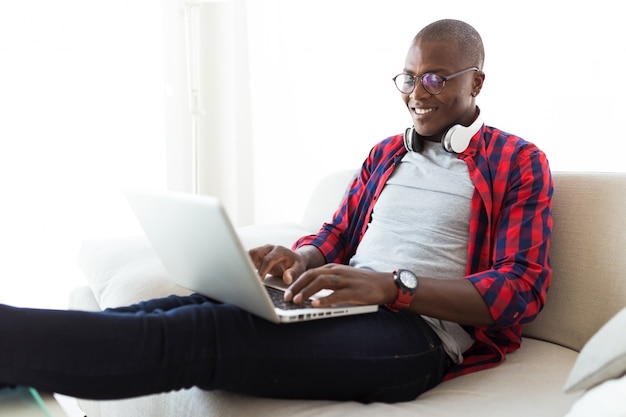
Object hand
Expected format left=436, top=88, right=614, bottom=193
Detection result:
left=285, top=264, right=397, bottom=308
left=248, top=245, right=307, bottom=285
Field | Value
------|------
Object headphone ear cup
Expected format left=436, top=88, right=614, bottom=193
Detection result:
left=441, top=115, right=483, bottom=153
left=403, top=126, right=424, bottom=153
left=403, top=127, right=414, bottom=152
left=441, top=125, right=461, bottom=153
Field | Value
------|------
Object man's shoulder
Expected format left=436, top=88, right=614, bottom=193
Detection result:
left=370, top=133, right=405, bottom=156
left=482, top=125, right=546, bottom=156
left=478, top=125, right=551, bottom=182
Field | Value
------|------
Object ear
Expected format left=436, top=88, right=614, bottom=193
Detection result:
left=472, top=71, right=485, bottom=96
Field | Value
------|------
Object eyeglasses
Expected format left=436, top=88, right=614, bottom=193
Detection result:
left=392, top=67, right=479, bottom=95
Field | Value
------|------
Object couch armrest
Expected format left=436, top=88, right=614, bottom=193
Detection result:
left=76, top=169, right=357, bottom=310
left=77, top=225, right=314, bottom=310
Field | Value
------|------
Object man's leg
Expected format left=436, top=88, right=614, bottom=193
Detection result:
left=0, top=295, right=217, bottom=399
left=205, top=306, right=451, bottom=403
left=0, top=298, right=449, bottom=403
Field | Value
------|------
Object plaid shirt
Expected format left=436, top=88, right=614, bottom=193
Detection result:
left=294, top=124, right=553, bottom=379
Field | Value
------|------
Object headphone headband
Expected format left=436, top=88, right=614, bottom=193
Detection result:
left=404, top=113, right=483, bottom=154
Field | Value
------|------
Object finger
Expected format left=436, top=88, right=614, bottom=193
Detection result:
left=282, top=267, right=297, bottom=285
left=290, top=270, right=342, bottom=304
left=282, top=256, right=310, bottom=285
left=256, top=247, right=297, bottom=279
left=257, top=255, right=284, bottom=279
left=249, top=245, right=279, bottom=278
left=248, top=245, right=272, bottom=268
left=310, top=291, right=341, bottom=308
left=284, top=269, right=318, bottom=302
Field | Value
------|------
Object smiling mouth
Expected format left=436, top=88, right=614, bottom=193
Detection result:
left=412, top=107, right=435, bottom=115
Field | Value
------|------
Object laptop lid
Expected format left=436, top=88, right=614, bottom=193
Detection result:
left=124, top=189, right=378, bottom=323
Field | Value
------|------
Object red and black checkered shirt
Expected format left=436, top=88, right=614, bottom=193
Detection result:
left=294, top=123, right=553, bottom=379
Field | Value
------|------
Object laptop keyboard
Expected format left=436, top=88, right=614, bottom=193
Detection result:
left=265, top=285, right=313, bottom=310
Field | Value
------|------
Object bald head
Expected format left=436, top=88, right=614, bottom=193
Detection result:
left=413, top=19, right=484, bottom=70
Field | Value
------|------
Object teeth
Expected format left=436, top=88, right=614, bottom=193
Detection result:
left=414, top=108, right=434, bottom=115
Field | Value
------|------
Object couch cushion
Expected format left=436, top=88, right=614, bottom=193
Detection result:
left=564, top=307, right=626, bottom=392
left=564, top=374, right=626, bottom=417
left=77, top=338, right=580, bottom=417
left=77, top=235, right=191, bottom=309
left=68, top=286, right=101, bottom=312
left=522, top=172, right=626, bottom=352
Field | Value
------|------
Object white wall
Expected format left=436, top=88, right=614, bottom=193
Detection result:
left=246, top=0, right=626, bottom=225
left=0, top=1, right=166, bottom=308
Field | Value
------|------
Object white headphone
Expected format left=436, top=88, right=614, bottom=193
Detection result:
left=403, top=114, right=483, bottom=154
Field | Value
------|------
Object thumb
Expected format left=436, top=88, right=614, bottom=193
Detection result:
left=283, top=269, right=294, bottom=285
left=283, top=265, right=304, bottom=285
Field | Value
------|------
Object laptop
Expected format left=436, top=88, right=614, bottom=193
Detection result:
left=124, top=189, right=378, bottom=323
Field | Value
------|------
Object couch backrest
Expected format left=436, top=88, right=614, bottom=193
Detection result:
left=522, top=172, right=626, bottom=351
left=300, top=169, right=357, bottom=231
left=300, top=169, right=626, bottom=352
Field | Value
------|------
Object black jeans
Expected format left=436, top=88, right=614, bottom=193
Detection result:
left=0, top=294, right=451, bottom=403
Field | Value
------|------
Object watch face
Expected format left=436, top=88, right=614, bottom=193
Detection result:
left=399, top=270, right=418, bottom=289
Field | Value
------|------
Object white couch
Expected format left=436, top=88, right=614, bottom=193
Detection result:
left=69, top=170, right=626, bottom=417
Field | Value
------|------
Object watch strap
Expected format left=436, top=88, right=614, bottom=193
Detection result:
left=387, top=288, right=415, bottom=312
left=386, top=270, right=418, bottom=312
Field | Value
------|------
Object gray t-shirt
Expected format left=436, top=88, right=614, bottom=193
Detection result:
left=349, top=140, right=475, bottom=363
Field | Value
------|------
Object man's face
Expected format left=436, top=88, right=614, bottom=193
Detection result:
left=401, top=39, right=483, bottom=139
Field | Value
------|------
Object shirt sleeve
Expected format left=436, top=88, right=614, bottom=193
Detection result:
left=467, top=145, right=553, bottom=328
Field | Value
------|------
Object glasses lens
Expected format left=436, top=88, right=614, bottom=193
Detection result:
left=394, top=74, right=415, bottom=94
left=421, top=73, right=445, bottom=94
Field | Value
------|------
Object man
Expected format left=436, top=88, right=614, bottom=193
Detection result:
left=251, top=17, right=553, bottom=379
left=0, top=19, right=552, bottom=403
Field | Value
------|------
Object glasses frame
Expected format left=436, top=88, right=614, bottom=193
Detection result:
left=392, top=67, right=479, bottom=95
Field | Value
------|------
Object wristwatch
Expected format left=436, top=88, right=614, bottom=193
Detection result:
left=387, top=269, right=419, bottom=312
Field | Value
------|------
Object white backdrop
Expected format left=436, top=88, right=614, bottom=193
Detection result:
left=0, top=0, right=166, bottom=307
left=0, top=0, right=624, bottom=308
left=246, top=0, right=626, bottom=225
